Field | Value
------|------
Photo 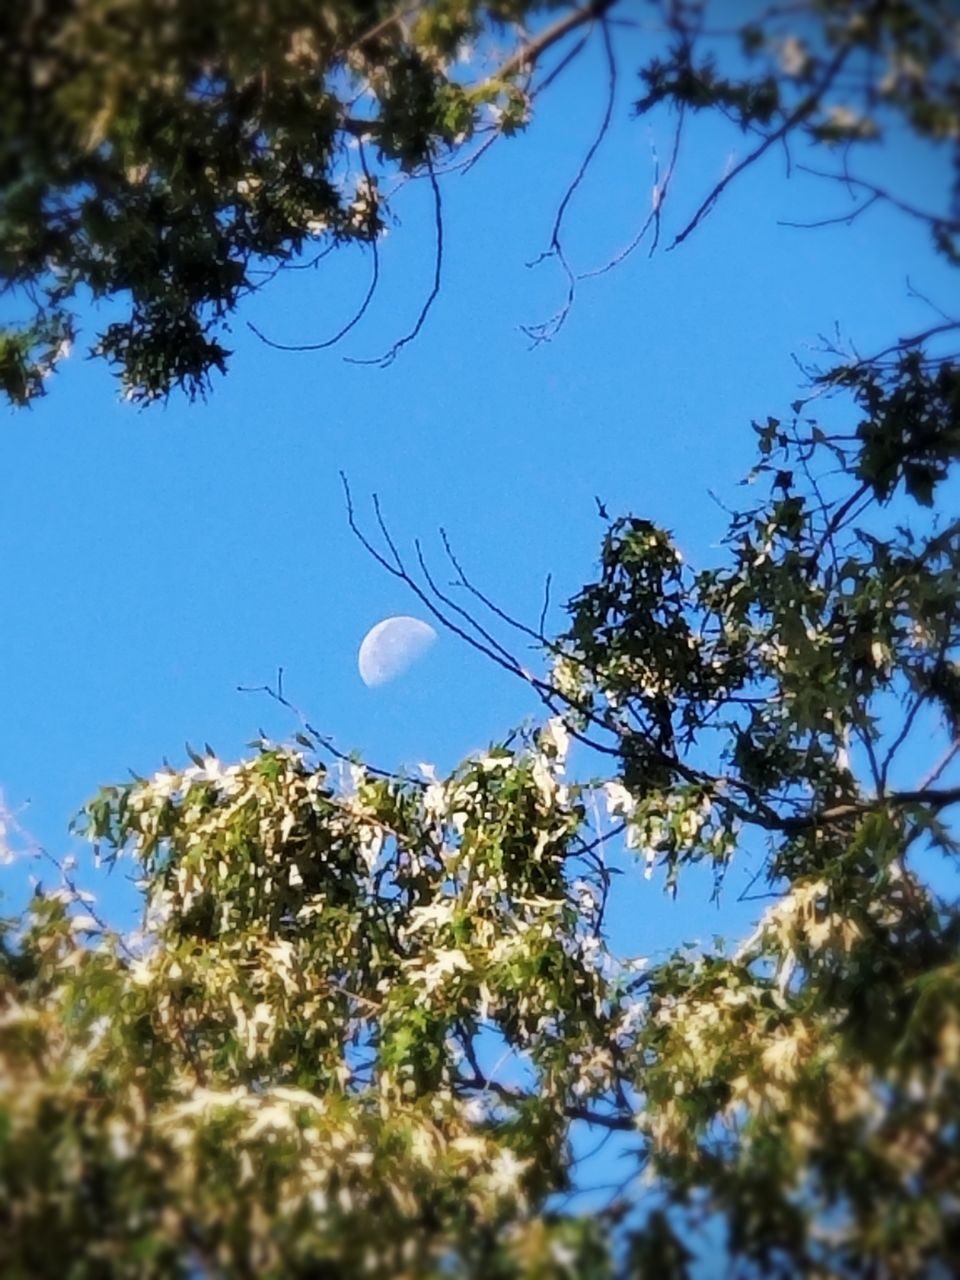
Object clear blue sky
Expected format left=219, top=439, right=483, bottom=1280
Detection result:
left=1, top=20, right=954, bottom=956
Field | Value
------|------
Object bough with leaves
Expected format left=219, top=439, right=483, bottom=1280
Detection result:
left=2, top=0, right=958, bottom=402
left=3, top=329, right=959, bottom=1274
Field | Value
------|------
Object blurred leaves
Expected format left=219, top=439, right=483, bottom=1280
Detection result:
left=2, top=0, right=958, bottom=402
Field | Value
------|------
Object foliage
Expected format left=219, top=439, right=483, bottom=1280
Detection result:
left=2, top=1, right=960, bottom=1276
left=3, top=344, right=960, bottom=1272
left=1, top=0, right=958, bottom=401
left=0, top=0, right=559, bottom=402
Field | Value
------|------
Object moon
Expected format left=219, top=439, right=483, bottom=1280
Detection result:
left=358, top=616, right=437, bottom=687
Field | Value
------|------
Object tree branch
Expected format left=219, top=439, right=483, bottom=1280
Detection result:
left=236, top=672, right=426, bottom=789
left=247, top=238, right=380, bottom=352
left=779, top=786, right=960, bottom=835
left=670, top=44, right=851, bottom=250
left=346, top=159, right=443, bottom=367
left=522, top=15, right=617, bottom=345
left=491, top=0, right=620, bottom=84
left=338, top=0, right=621, bottom=141
left=796, top=165, right=960, bottom=238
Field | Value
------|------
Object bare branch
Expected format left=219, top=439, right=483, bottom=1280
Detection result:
left=341, top=474, right=625, bottom=760
left=415, top=538, right=528, bottom=671
left=579, top=105, right=685, bottom=280
left=247, top=239, right=380, bottom=352
left=523, top=17, right=617, bottom=345
left=533, top=28, right=592, bottom=96
left=539, top=572, right=552, bottom=638
left=340, top=475, right=538, bottom=687
left=441, top=528, right=547, bottom=645
left=247, top=142, right=386, bottom=353
left=906, top=277, right=956, bottom=325
left=918, top=739, right=960, bottom=791
left=670, top=44, right=851, bottom=250
left=347, top=160, right=443, bottom=367
left=236, top=674, right=425, bottom=789
left=778, top=192, right=880, bottom=230
left=454, top=129, right=501, bottom=178
left=796, top=165, right=960, bottom=237
left=841, top=320, right=960, bottom=369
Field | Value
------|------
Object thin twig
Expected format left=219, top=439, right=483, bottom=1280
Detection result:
left=778, top=192, right=880, bottom=230
left=880, top=689, right=931, bottom=793
left=580, top=105, right=686, bottom=279
left=415, top=539, right=527, bottom=670
left=796, top=165, right=960, bottom=236
left=670, top=44, right=851, bottom=250
left=341, top=475, right=537, bottom=686
left=346, top=160, right=443, bottom=367
left=539, top=572, right=552, bottom=638
left=341, top=475, right=624, bottom=760
left=533, top=29, right=591, bottom=95
left=918, top=739, right=960, bottom=791
left=835, top=320, right=960, bottom=371
left=906, top=277, right=955, bottom=325
left=248, top=238, right=379, bottom=350
left=441, top=528, right=546, bottom=644
left=523, top=17, right=617, bottom=344
left=236, top=676, right=425, bottom=788
left=247, top=144, right=383, bottom=352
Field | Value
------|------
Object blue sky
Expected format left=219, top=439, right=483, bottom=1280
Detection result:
left=1, top=20, right=955, bottom=956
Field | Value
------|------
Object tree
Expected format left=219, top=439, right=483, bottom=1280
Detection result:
left=2, top=1, right=960, bottom=1277
left=1, top=0, right=957, bottom=400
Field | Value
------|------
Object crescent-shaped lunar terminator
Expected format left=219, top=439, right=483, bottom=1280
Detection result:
left=358, top=616, right=437, bottom=687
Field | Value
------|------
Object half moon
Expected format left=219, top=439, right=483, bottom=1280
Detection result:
left=358, top=616, right=437, bottom=687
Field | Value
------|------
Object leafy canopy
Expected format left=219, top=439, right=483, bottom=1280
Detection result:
left=1, top=0, right=958, bottom=401
left=4, top=345, right=960, bottom=1273
left=2, top=1, right=960, bottom=1277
